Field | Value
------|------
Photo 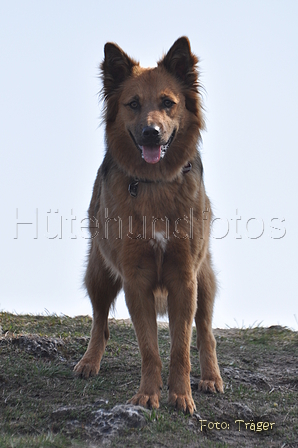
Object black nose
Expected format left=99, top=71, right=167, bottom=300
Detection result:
left=142, top=125, right=161, bottom=139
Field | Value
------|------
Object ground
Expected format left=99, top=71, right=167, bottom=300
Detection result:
left=0, top=312, right=297, bottom=447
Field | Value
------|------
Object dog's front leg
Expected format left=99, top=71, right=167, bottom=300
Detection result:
left=124, top=282, right=162, bottom=410
left=167, top=272, right=197, bottom=415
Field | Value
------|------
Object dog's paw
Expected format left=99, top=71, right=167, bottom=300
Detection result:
left=128, top=393, right=160, bottom=409
left=199, top=377, right=224, bottom=393
left=168, top=392, right=196, bottom=415
left=73, top=358, right=100, bottom=379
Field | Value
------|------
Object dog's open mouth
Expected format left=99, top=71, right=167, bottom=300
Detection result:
left=139, top=129, right=176, bottom=164
left=129, top=129, right=176, bottom=164
left=140, top=146, right=162, bottom=164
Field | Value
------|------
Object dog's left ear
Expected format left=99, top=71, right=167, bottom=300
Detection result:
left=159, top=37, right=203, bottom=123
left=159, top=37, right=199, bottom=88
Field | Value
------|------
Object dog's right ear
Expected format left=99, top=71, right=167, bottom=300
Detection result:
left=101, top=43, right=138, bottom=99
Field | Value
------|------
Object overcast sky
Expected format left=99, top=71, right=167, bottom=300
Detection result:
left=1, top=0, right=297, bottom=329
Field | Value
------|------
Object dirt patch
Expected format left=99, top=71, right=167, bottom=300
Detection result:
left=0, top=313, right=297, bottom=447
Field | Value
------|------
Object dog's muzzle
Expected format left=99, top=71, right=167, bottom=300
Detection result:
left=129, top=129, right=176, bottom=164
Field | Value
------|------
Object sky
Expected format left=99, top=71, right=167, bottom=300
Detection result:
left=1, top=0, right=297, bottom=329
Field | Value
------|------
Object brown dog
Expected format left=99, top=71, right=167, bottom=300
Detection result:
left=74, top=37, right=223, bottom=414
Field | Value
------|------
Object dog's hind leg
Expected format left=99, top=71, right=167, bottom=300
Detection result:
left=125, top=281, right=162, bottom=410
left=74, top=245, right=122, bottom=378
left=195, top=252, right=224, bottom=393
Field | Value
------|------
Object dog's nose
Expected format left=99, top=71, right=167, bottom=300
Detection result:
left=142, top=125, right=160, bottom=139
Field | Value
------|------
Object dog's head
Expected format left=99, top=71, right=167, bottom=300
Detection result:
left=100, top=37, right=204, bottom=180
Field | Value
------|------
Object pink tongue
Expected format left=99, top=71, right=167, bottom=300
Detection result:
left=142, top=146, right=161, bottom=164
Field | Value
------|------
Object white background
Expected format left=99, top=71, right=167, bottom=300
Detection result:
left=1, top=1, right=297, bottom=329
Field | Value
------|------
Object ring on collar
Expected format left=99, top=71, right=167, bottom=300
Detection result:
left=128, top=162, right=192, bottom=198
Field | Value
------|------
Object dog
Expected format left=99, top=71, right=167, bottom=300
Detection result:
left=74, top=37, right=223, bottom=415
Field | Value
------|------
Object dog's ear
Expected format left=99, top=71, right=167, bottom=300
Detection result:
left=159, top=37, right=203, bottom=123
left=159, top=37, right=198, bottom=88
left=101, top=43, right=138, bottom=98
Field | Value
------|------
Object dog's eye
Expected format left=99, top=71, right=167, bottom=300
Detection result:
left=129, top=100, right=139, bottom=109
left=163, top=99, right=175, bottom=108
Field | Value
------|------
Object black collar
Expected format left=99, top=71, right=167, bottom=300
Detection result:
left=128, top=162, right=192, bottom=198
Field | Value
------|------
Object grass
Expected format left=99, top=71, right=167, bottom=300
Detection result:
left=0, top=312, right=297, bottom=447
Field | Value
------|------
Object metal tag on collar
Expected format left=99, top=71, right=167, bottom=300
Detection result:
left=128, top=179, right=139, bottom=197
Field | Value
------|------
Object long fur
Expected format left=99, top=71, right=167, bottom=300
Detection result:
left=74, top=37, right=223, bottom=415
